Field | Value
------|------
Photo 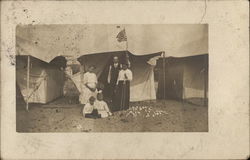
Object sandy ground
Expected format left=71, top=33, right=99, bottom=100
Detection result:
left=16, top=98, right=208, bottom=132
left=16, top=78, right=208, bottom=132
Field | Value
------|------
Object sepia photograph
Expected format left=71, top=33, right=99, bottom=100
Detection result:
left=16, top=24, right=208, bottom=132
left=1, top=0, right=249, bottom=159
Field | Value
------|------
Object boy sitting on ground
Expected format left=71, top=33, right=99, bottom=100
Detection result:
left=95, top=93, right=112, bottom=118
left=82, top=96, right=101, bottom=118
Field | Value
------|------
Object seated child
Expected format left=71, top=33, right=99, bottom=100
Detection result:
left=95, top=93, right=112, bottom=118
left=82, top=96, right=101, bottom=118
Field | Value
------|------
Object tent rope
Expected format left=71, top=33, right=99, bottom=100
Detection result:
left=26, top=74, right=48, bottom=102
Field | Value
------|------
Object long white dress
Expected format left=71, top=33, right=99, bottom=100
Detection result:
left=79, top=72, right=98, bottom=104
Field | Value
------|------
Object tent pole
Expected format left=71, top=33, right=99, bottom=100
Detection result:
left=163, top=51, right=166, bottom=100
left=125, top=27, right=128, bottom=51
left=80, top=57, right=85, bottom=94
left=125, top=31, right=130, bottom=68
left=26, top=55, right=30, bottom=111
left=126, top=36, right=128, bottom=51
left=126, top=40, right=128, bottom=60
left=204, top=55, right=208, bottom=106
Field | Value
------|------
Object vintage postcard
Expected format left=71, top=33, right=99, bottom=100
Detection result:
left=1, top=0, right=249, bottom=159
left=16, top=24, right=208, bottom=133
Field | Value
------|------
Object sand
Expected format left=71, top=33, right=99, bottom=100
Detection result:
left=16, top=98, right=208, bottom=132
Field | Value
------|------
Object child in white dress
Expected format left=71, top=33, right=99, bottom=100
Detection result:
left=83, top=96, right=101, bottom=118
left=95, top=93, right=112, bottom=118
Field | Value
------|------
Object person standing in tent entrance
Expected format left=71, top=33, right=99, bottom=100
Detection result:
left=107, top=56, right=121, bottom=107
left=79, top=65, right=98, bottom=105
left=115, top=63, right=133, bottom=111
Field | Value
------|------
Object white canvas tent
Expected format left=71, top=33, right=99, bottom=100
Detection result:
left=157, top=54, right=208, bottom=105
left=16, top=24, right=208, bottom=109
left=16, top=56, right=64, bottom=105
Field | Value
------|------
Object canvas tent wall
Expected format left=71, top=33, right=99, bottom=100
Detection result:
left=71, top=51, right=161, bottom=102
left=157, top=54, right=208, bottom=105
left=16, top=56, right=65, bottom=104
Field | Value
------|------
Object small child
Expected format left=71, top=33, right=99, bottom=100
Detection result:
left=82, top=96, right=101, bottom=118
left=95, top=93, right=112, bottom=118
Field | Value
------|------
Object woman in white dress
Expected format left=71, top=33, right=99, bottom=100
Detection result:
left=79, top=65, right=98, bottom=105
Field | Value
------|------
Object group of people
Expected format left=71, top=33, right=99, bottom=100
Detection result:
left=80, top=55, right=133, bottom=119
left=83, top=93, right=112, bottom=118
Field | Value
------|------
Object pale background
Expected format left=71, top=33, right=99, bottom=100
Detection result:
left=1, top=0, right=249, bottom=159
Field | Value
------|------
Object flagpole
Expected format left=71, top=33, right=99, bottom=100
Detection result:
left=126, top=37, right=128, bottom=51
left=124, top=27, right=128, bottom=51
left=126, top=39, right=129, bottom=67
left=117, top=26, right=129, bottom=66
left=163, top=51, right=166, bottom=100
left=124, top=27, right=130, bottom=69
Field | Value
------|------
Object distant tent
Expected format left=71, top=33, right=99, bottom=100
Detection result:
left=71, top=51, right=161, bottom=102
left=16, top=56, right=65, bottom=104
left=157, top=54, right=208, bottom=105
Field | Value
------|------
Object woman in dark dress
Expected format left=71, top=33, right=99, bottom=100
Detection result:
left=114, top=63, right=133, bottom=111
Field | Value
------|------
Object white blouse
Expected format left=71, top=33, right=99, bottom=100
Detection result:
left=117, top=69, right=133, bottom=84
left=83, top=72, right=97, bottom=88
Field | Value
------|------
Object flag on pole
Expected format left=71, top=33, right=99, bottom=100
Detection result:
left=116, top=29, right=127, bottom=42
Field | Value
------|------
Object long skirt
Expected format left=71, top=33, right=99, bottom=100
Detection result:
left=79, top=85, right=97, bottom=105
left=109, top=83, right=117, bottom=107
left=113, top=81, right=130, bottom=111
